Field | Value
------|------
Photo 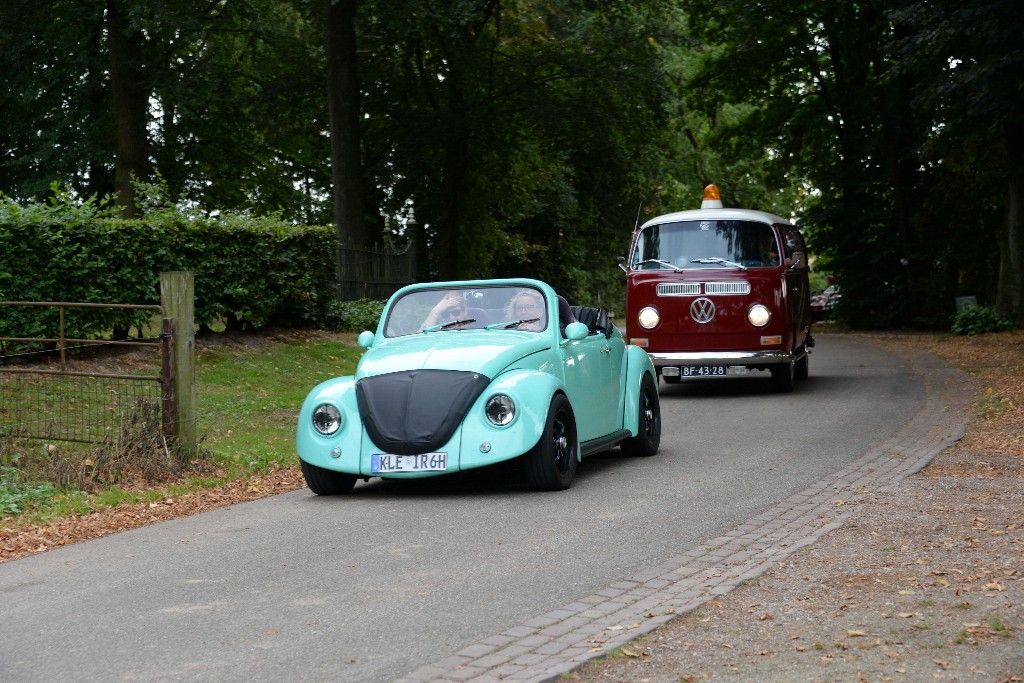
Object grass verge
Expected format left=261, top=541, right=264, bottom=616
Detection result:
left=1, top=330, right=363, bottom=528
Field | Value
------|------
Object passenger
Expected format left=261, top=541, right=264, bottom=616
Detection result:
left=505, top=290, right=546, bottom=331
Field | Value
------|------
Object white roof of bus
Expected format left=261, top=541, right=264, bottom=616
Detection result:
left=639, top=207, right=793, bottom=230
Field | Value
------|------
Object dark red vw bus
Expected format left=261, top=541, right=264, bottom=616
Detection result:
left=622, top=185, right=813, bottom=391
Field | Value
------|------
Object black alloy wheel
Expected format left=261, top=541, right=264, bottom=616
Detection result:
left=524, top=393, right=578, bottom=491
left=621, top=374, right=661, bottom=457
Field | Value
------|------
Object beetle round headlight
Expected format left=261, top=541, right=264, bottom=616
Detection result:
left=638, top=306, right=661, bottom=330
left=485, top=394, right=516, bottom=426
left=747, top=304, right=771, bottom=327
left=312, top=403, right=342, bottom=435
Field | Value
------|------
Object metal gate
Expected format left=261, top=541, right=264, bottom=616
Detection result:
left=337, top=239, right=416, bottom=301
left=0, top=302, right=173, bottom=444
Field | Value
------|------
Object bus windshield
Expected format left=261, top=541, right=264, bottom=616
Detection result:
left=631, top=220, right=781, bottom=270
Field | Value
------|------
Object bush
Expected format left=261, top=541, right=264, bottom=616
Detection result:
left=326, top=298, right=387, bottom=332
left=951, top=305, right=1016, bottom=336
left=0, top=185, right=338, bottom=337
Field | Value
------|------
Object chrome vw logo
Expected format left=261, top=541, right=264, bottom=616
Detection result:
left=690, top=297, right=716, bottom=323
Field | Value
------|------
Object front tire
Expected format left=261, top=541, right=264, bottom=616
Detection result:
left=524, top=394, right=578, bottom=491
left=301, top=459, right=358, bottom=495
left=771, top=360, right=795, bottom=392
left=621, top=374, right=661, bottom=457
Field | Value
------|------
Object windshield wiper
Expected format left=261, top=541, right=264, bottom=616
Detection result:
left=422, top=318, right=476, bottom=332
left=486, top=318, right=540, bottom=330
left=688, top=257, right=747, bottom=270
left=634, top=259, right=681, bottom=271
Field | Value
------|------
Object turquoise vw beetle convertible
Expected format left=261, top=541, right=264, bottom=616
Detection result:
left=296, top=279, right=660, bottom=493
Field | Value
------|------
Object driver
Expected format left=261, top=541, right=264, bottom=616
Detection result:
left=422, top=292, right=469, bottom=328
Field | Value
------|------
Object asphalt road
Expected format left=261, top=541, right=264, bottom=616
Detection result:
left=0, top=334, right=922, bottom=682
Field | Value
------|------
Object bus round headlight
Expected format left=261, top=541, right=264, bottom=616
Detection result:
left=485, top=394, right=515, bottom=426
left=747, top=304, right=771, bottom=327
left=312, top=403, right=342, bottom=435
left=638, top=306, right=661, bottom=330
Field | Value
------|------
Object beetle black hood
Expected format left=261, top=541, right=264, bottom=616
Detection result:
left=355, top=369, right=491, bottom=456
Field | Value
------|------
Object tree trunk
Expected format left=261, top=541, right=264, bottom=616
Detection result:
left=326, top=0, right=368, bottom=299
left=106, top=0, right=150, bottom=218
left=435, top=151, right=468, bottom=281
left=996, top=123, right=1024, bottom=322
left=432, top=56, right=471, bottom=281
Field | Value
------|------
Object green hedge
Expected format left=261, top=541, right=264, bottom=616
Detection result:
left=0, top=191, right=337, bottom=339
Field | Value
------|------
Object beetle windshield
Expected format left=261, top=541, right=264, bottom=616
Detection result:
left=383, top=285, right=548, bottom=337
left=631, top=220, right=782, bottom=270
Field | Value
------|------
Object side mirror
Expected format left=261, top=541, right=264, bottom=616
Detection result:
left=565, top=321, right=589, bottom=341
left=357, top=330, right=375, bottom=348
left=617, top=256, right=628, bottom=273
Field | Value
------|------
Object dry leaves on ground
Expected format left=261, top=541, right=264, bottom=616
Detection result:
left=1, top=468, right=305, bottom=563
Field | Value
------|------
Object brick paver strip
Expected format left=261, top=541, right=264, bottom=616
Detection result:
left=392, top=343, right=971, bottom=683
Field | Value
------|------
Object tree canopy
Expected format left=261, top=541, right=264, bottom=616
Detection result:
left=1, top=0, right=1020, bottom=325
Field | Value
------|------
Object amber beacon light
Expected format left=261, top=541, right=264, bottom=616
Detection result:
left=701, top=183, right=723, bottom=209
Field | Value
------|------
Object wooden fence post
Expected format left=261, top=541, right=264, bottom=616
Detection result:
left=160, top=272, right=197, bottom=458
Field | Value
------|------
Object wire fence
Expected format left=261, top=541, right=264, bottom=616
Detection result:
left=0, top=370, right=164, bottom=444
left=0, top=302, right=172, bottom=446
